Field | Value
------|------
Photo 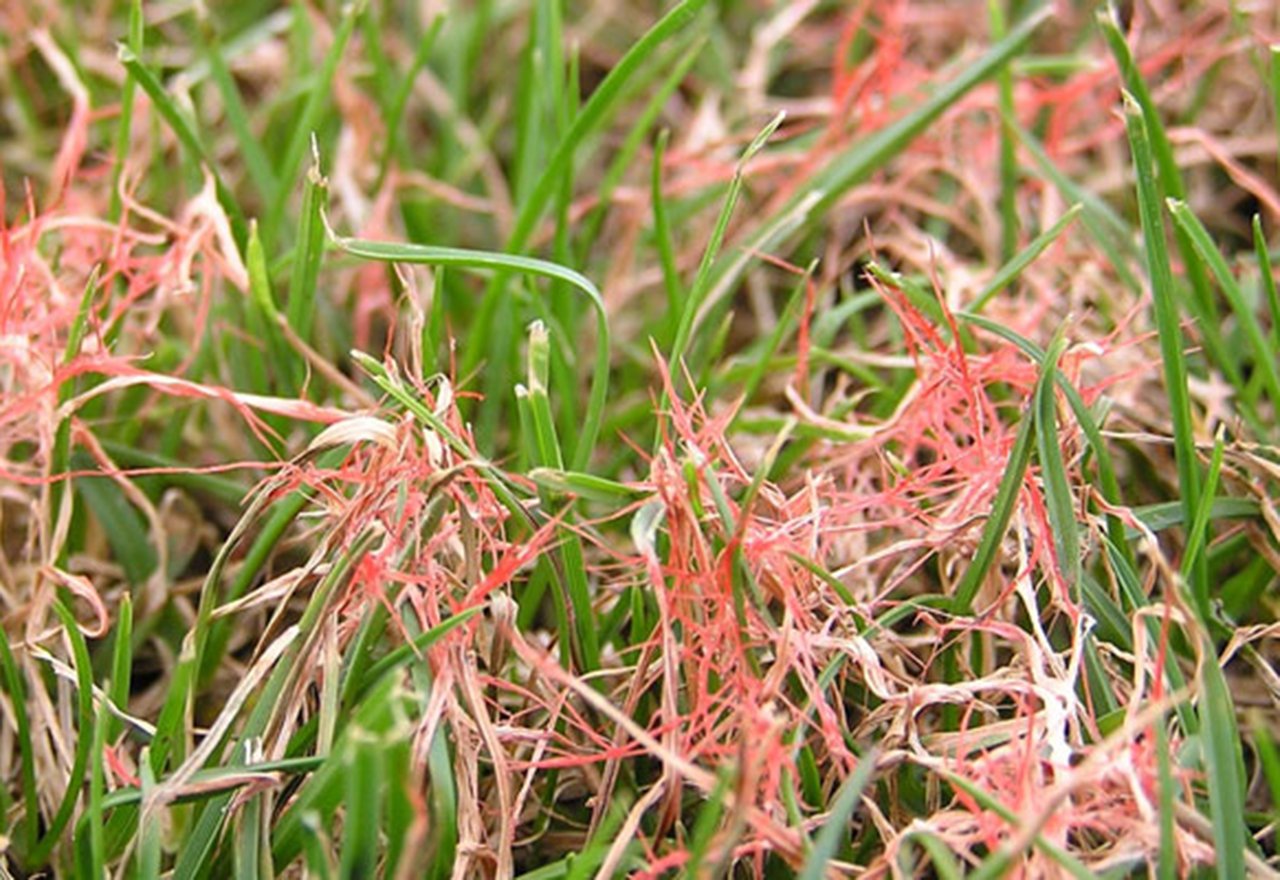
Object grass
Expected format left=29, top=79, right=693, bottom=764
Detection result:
left=1, top=1, right=1279, bottom=877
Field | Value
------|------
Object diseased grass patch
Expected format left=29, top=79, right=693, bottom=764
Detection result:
left=0, top=1, right=1278, bottom=876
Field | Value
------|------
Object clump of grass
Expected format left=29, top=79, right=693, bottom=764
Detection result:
left=1, top=1, right=1279, bottom=877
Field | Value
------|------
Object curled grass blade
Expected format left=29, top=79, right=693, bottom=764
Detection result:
left=333, top=233, right=609, bottom=471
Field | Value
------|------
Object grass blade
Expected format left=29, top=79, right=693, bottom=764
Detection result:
left=332, top=232, right=609, bottom=471
left=667, top=112, right=785, bottom=386
left=1254, top=215, right=1280, bottom=350
left=1122, top=92, right=1204, bottom=606
left=117, top=46, right=246, bottom=245
left=700, top=8, right=1050, bottom=326
left=1197, top=639, right=1249, bottom=878
left=285, top=151, right=328, bottom=390
left=1169, top=199, right=1280, bottom=413
left=949, top=364, right=1041, bottom=616
left=969, top=204, right=1081, bottom=313
left=1033, top=331, right=1079, bottom=594
left=264, top=0, right=362, bottom=246
left=798, top=752, right=878, bottom=880
left=338, top=732, right=382, bottom=879
left=29, top=600, right=98, bottom=868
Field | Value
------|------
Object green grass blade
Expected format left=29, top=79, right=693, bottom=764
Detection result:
left=72, top=456, right=157, bottom=586
left=900, top=830, right=964, bottom=880
left=109, top=0, right=144, bottom=221
left=699, top=8, right=1049, bottom=335
left=285, top=153, right=328, bottom=389
left=734, top=263, right=814, bottom=406
left=117, top=46, right=246, bottom=246
left=1100, top=14, right=1186, bottom=202
left=97, top=440, right=247, bottom=505
left=200, top=16, right=278, bottom=208
left=798, top=752, right=878, bottom=880
left=959, top=311, right=1132, bottom=565
left=1155, top=713, right=1178, bottom=880
left=1122, top=92, right=1203, bottom=593
left=108, top=593, right=133, bottom=743
left=1254, top=215, right=1280, bottom=350
left=1009, top=118, right=1141, bottom=292
left=950, top=367, right=1040, bottom=616
left=682, top=771, right=731, bottom=877
left=1197, top=639, right=1249, bottom=878
left=235, top=793, right=266, bottom=880
left=332, top=233, right=609, bottom=471
left=1033, top=331, right=1079, bottom=594
left=375, top=15, right=444, bottom=190
left=512, top=0, right=564, bottom=205
left=423, top=694, right=457, bottom=879
left=462, top=0, right=709, bottom=415
left=29, top=600, right=98, bottom=868
left=1179, top=429, right=1224, bottom=584
left=942, top=772, right=1094, bottom=880
left=504, top=0, right=709, bottom=256
left=264, top=0, right=362, bottom=246
left=50, top=265, right=100, bottom=563
left=0, top=626, right=38, bottom=857
left=969, top=204, right=1081, bottom=313
left=667, top=112, right=785, bottom=385
left=1169, top=199, right=1280, bottom=413
left=137, top=749, right=161, bottom=880
left=1103, top=12, right=1238, bottom=394
left=246, top=220, right=291, bottom=389
left=578, top=36, right=703, bottom=261
left=520, top=323, right=599, bottom=670
left=299, top=813, right=337, bottom=880
left=338, top=733, right=382, bottom=879
left=807, top=8, right=1047, bottom=223
left=1272, top=45, right=1280, bottom=171
left=988, top=0, right=1018, bottom=262
left=652, top=128, right=681, bottom=345
left=1253, top=715, right=1280, bottom=829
